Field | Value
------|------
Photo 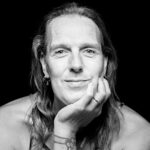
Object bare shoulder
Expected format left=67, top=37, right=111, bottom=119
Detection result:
left=119, top=105, right=150, bottom=150
left=0, top=93, right=36, bottom=150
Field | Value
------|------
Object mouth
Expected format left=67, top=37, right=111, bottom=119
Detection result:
left=64, top=79, right=90, bottom=88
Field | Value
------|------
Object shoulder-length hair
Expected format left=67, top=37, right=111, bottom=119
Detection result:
left=29, top=2, right=122, bottom=150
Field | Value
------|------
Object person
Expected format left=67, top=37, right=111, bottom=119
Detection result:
left=0, top=2, right=150, bottom=150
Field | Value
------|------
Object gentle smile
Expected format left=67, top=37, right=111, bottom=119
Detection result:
left=64, top=80, right=90, bottom=88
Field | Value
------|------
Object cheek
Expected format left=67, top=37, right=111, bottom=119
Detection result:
left=48, top=60, right=67, bottom=95
left=47, top=59, right=67, bottom=78
left=85, top=59, right=105, bottom=77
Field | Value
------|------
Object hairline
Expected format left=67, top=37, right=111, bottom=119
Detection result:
left=44, top=14, right=104, bottom=49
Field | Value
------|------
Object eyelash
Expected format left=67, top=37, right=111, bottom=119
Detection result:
left=55, top=49, right=66, bottom=54
left=83, top=48, right=98, bottom=57
left=53, top=49, right=69, bottom=57
left=84, top=49, right=96, bottom=53
left=53, top=48, right=98, bottom=57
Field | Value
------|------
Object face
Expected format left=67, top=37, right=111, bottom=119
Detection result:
left=41, top=15, right=107, bottom=105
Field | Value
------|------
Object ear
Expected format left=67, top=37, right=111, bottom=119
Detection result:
left=102, top=57, right=108, bottom=77
left=40, top=58, right=50, bottom=78
left=32, top=35, right=43, bottom=59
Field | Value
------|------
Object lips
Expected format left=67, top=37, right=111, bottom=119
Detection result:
left=64, top=79, right=90, bottom=88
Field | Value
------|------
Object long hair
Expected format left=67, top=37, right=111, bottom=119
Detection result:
left=29, top=2, right=122, bottom=150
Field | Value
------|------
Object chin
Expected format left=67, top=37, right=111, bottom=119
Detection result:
left=63, top=91, right=85, bottom=104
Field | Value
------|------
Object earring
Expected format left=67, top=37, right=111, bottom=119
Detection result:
left=104, top=74, right=108, bottom=80
left=43, top=77, right=50, bottom=86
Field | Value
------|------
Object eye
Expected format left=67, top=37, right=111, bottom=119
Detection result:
left=53, top=49, right=69, bottom=57
left=83, top=48, right=97, bottom=57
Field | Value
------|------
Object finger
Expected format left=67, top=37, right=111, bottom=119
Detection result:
left=95, top=78, right=111, bottom=109
left=77, top=80, right=94, bottom=106
left=89, top=78, right=111, bottom=116
left=78, top=77, right=99, bottom=107
left=86, top=80, right=94, bottom=98
left=88, top=78, right=106, bottom=109
left=102, top=78, right=111, bottom=100
left=91, top=76, right=99, bottom=95
left=94, top=77, right=106, bottom=103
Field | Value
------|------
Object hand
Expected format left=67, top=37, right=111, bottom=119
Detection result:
left=54, top=77, right=111, bottom=137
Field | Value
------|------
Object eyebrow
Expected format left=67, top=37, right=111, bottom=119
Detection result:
left=50, top=43, right=101, bottom=51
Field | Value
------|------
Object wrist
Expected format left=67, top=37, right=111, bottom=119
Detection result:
left=54, top=124, right=76, bottom=138
left=54, top=134, right=76, bottom=149
left=47, top=133, right=76, bottom=150
left=54, top=120, right=77, bottom=138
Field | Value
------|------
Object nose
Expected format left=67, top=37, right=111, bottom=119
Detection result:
left=69, top=53, right=83, bottom=74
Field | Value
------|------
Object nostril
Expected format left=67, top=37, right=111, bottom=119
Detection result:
left=70, top=67, right=83, bottom=73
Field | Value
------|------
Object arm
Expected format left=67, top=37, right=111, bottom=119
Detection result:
left=46, top=127, right=76, bottom=150
left=125, top=141, right=150, bottom=150
left=125, top=126, right=150, bottom=150
left=0, top=128, right=14, bottom=150
left=0, top=107, right=19, bottom=150
left=0, top=140, right=13, bottom=150
left=52, top=134, right=76, bottom=150
left=47, top=77, right=110, bottom=150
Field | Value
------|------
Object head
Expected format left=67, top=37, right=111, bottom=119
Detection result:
left=31, top=2, right=118, bottom=108
left=30, top=3, right=120, bottom=149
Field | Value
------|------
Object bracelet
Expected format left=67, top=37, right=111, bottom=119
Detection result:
left=53, top=134, right=76, bottom=150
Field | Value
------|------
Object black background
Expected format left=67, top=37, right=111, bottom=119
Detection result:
left=0, top=1, right=149, bottom=121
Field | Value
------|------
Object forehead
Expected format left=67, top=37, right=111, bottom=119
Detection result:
left=46, top=15, right=102, bottom=46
